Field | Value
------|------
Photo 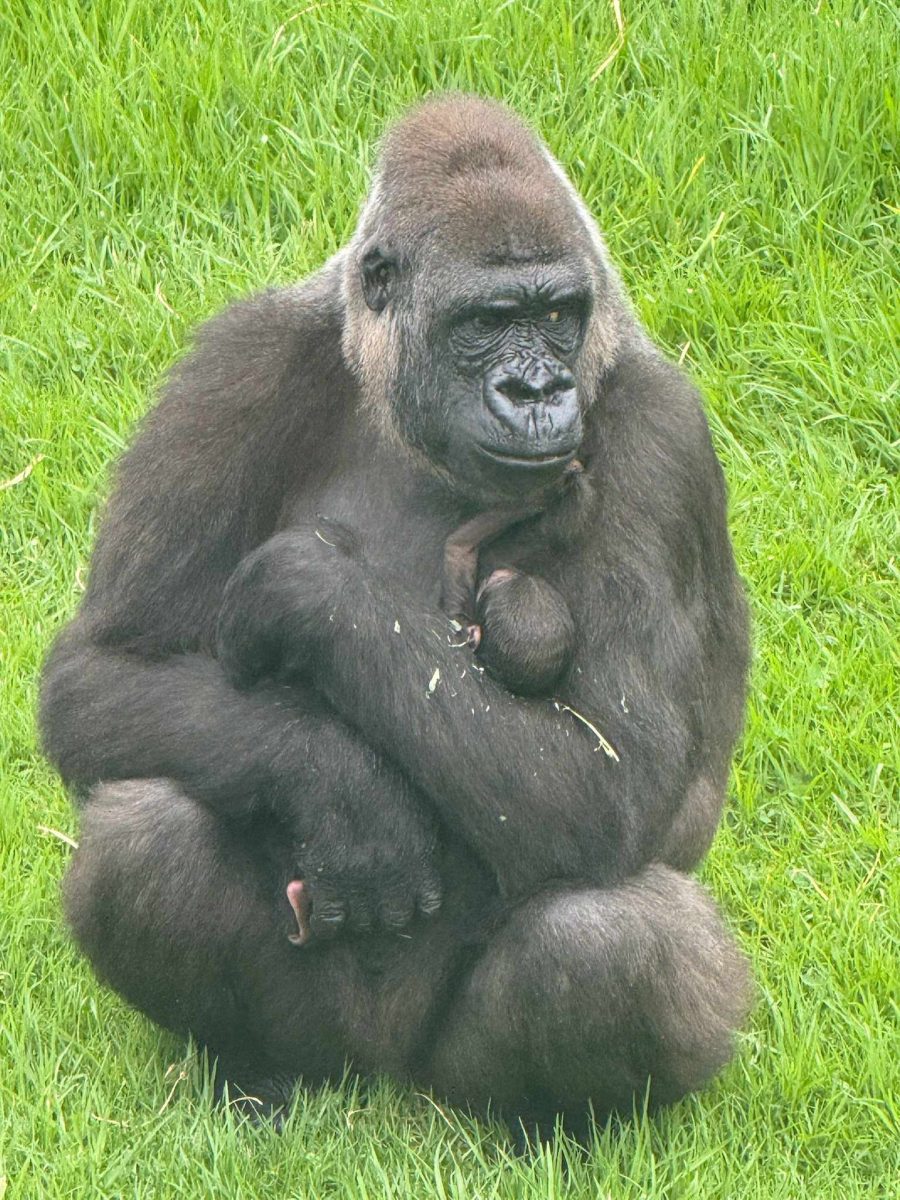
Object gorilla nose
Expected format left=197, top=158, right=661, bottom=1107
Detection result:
left=484, top=362, right=579, bottom=446
left=488, top=362, right=576, bottom=409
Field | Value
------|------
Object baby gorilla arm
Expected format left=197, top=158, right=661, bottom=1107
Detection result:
left=439, top=507, right=526, bottom=632
left=441, top=510, right=576, bottom=697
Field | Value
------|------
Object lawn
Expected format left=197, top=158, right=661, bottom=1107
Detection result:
left=1, top=0, right=897, bottom=1196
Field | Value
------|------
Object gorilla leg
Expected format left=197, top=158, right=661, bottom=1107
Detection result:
left=65, top=788, right=748, bottom=1126
left=64, top=781, right=252, bottom=1043
left=62, top=779, right=358, bottom=1112
left=63, top=780, right=469, bottom=1111
left=425, top=865, right=750, bottom=1124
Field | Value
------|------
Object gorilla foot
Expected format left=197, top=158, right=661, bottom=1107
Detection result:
left=212, top=1061, right=298, bottom=1130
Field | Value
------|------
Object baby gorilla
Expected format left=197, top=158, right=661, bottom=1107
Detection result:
left=441, top=509, right=576, bottom=698
left=471, top=566, right=575, bottom=698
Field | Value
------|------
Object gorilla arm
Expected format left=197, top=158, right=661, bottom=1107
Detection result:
left=39, top=282, right=442, bottom=939
left=216, top=519, right=711, bottom=901
left=42, top=626, right=445, bottom=942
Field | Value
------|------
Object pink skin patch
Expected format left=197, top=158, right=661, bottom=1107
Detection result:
left=475, top=567, right=519, bottom=604
left=482, top=567, right=518, bottom=590
left=286, top=879, right=311, bottom=947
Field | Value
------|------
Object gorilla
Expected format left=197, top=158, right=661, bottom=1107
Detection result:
left=40, top=94, right=751, bottom=1132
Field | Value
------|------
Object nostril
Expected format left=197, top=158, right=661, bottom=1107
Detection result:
left=496, top=376, right=539, bottom=405
left=545, top=370, right=576, bottom=400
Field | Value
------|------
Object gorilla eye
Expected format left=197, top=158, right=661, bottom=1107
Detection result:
left=539, top=305, right=584, bottom=352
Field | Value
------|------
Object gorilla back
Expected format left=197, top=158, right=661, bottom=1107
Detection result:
left=41, top=95, right=751, bottom=1130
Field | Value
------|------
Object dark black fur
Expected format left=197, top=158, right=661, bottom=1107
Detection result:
left=40, top=95, right=751, bottom=1129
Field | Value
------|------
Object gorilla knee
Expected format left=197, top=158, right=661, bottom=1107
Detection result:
left=524, top=866, right=751, bottom=1109
left=65, top=780, right=216, bottom=943
left=434, top=866, right=750, bottom=1118
left=64, top=780, right=244, bottom=1041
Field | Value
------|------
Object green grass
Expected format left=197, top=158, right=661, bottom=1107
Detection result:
left=1, top=0, right=898, bottom=1195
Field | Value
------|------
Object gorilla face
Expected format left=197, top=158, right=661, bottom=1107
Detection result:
left=361, top=244, right=593, bottom=502
left=440, top=266, right=591, bottom=498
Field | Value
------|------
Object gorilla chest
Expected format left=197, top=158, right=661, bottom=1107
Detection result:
left=278, top=444, right=587, bottom=617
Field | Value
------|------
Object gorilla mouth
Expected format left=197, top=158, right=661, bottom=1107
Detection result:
left=476, top=443, right=577, bottom=470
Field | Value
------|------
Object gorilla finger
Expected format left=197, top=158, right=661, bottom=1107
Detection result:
left=345, top=901, right=375, bottom=934
left=378, top=890, right=416, bottom=932
left=328, top=876, right=375, bottom=933
left=308, top=891, right=348, bottom=940
left=416, top=874, right=443, bottom=918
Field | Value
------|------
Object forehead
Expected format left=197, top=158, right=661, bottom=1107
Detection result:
left=424, top=257, right=593, bottom=317
left=431, top=170, right=592, bottom=268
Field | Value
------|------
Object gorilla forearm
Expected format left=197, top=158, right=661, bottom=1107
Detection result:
left=40, top=625, right=426, bottom=838
left=42, top=625, right=442, bottom=936
left=216, top=528, right=709, bottom=897
left=324, top=600, right=703, bottom=896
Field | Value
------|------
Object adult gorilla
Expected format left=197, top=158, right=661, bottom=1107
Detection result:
left=40, top=95, right=751, bottom=1129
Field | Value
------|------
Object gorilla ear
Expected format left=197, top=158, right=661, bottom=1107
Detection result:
left=360, top=241, right=399, bottom=313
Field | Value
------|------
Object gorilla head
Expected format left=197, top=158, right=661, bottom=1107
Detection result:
left=342, top=95, right=624, bottom=504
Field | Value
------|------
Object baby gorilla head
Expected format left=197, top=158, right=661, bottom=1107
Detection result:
left=440, top=500, right=578, bottom=699
left=474, top=568, right=575, bottom=697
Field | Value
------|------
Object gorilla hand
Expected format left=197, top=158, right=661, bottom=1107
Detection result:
left=285, top=820, right=443, bottom=947
left=268, top=721, right=442, bottom=946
